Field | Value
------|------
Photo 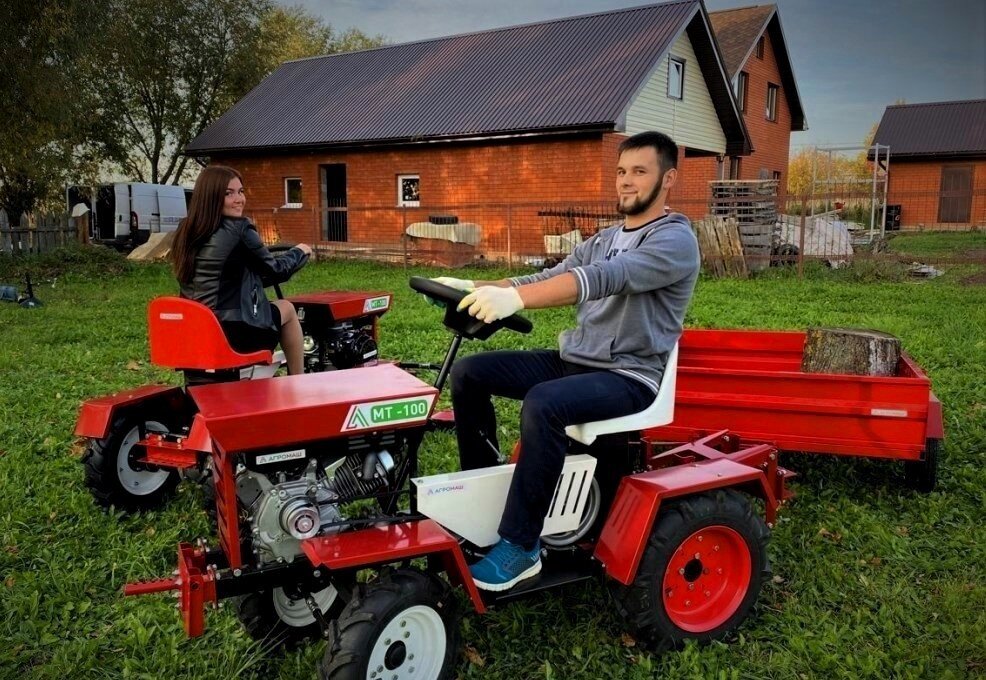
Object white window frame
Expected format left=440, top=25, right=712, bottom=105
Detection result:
left=283, top=177, right=303, bottom=208
left=667, top=57, right=685, bottom=100
left=397, top=174, right=420, bottom=207
left=766, top=83, right=779, bottom=122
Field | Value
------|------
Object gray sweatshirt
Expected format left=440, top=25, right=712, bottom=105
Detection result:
left=510, top=213, right=699, bottom=392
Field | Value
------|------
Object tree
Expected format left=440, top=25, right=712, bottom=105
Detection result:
left=0, top=1, right=108, bottom=222
left=95, top=0, right=385, bottom=185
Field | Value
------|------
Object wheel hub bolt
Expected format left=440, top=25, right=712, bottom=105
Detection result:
left=717, top=567, right=724, bottom=574
left=688, top=583, right=694, bottom=591
left=694, top=553, right=700, bottom=559
left=678, top=567, right=685, bottom=575
left=685, top=600, right=691, bottom=606
left=714, top=545, right=720, bottom=551
left=704, top=590, right=711, bottom=597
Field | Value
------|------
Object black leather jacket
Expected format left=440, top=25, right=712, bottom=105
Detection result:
left=180, top=217, right=308, bottom=331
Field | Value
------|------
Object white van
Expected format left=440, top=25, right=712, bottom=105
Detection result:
left=67, top=183, right=191, bottom=249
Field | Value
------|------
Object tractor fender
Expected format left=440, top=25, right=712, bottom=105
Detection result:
left=74, top=385, right=188, bottom=439
left=301, top=518, right=487, bottom=614
left=594, top=459, right=772, bottom=586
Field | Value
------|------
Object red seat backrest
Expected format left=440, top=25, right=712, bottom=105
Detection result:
left=148, top=296, right=273, bottom=370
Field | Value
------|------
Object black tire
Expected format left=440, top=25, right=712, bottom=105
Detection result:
left=609, top=489, right=770, bottom=652
left=904, top=437, right=940, bottom=493
left=81, top=414, right=180, bottom=512
left=320, top=568, right=460, bottom=680
left=237, top=583, right=347, bottom=649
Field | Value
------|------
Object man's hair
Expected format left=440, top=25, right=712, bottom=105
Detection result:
left=618, top=131, right=678, bottom=173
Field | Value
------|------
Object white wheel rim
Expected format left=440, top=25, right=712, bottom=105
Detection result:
left=365, top=604, right=446, bottom=680
left=116, top=422, right=171, bottom=495
left=272, top=584, right=338, bottom=628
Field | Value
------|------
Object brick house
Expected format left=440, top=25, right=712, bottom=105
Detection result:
left=679, top=4, right=807, bottom=200
left=873, top=100, right=986, bottom=229
left=186, top=0, right=750, bottom=261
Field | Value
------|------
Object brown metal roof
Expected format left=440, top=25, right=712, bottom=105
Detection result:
left=873, top=100, right=986, bottom=158
left=708, top=4, right=805, bottom=131
left=187, top=0, right=751, bottom=156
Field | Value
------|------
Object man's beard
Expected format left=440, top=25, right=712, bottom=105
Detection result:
left=616, top=178, right=662, bottom=216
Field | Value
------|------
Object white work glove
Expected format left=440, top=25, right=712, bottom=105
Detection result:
left=430, top=276, right=474, bottom=291
left=457, top=286, right=524, bottom=323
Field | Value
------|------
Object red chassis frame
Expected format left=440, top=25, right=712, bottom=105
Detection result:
left=124, top=425, right=788, bottom=637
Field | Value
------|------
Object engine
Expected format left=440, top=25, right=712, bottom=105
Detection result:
left=237, top=432, right=406, bottom=564
left=302, top=320, right=379, bottom=372
left=293, top=295, right=389, bottom=373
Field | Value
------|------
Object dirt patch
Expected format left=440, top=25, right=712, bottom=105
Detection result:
left=959, top=270, right=986, bottom=286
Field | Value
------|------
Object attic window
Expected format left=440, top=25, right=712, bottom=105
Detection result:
left=398, top=174, right=420, bottom=207
left=737, top=72, right=748, bottom=112
left=755, top=36, right=765, bottom=59
left=283, top=178, right=302, bottom=208
left=766, top=83, right=779, bottom=122
left=668, top=57, right=685, bottom=100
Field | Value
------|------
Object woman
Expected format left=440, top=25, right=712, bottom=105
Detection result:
left=171, top=166, right=312, bottom=374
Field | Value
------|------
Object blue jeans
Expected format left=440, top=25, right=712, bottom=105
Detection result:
left=449, top=350, right=655, bottom=549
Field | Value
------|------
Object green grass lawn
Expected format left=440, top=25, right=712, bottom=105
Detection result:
left=888, top=231, right=986, bottom=258
left=1, top=251, right=984, bottom=679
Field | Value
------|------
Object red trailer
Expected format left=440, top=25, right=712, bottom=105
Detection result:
left=645, top=329, right=943, bottom=491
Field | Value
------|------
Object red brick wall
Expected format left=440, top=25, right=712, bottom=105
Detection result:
left=887, top=159, right=986, bottom=228
left=677, top=28, right=795, bottom=212
left=213, top=134, right=626, bottom=258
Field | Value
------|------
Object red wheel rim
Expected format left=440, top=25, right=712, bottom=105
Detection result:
left=661, top=525, right=752, bottom=633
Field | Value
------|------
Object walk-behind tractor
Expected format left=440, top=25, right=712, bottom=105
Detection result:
left=75, top=278, right=943, bottom=679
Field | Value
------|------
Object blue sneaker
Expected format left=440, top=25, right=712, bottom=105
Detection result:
left=470, top=538, right=542, bottom=592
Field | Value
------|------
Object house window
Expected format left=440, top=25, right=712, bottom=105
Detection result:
left=667, top=57, right=685, bottom=100
left=737, top=71, right=748, bottom=112
left=283, top=178, right=302, bottom=207
left=729, top=157, right=742, bottom=179
left=766, top=83, right=779, bottom=122
left=755, top=36, right=765, bottom=59
left=397, top=174, right=420, bottom=207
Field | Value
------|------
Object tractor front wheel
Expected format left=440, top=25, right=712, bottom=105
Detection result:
left=320, top=568, right=460, bottom=680
left=609, top=489, right=770, bottom=651
left=237, top=583, right=346, bottom=649
left=82, top=415, right=180, bottom=512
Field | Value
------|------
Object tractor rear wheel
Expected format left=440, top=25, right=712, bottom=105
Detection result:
left=82, top=414, right=180, bottom=512
left=320, top=568, right=460, bottom=680
left=237, top=583, right=346, bottom=649
left=609, top=489, right=770, bottom=651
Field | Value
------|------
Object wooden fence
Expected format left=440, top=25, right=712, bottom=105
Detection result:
left=0, top=211, right=80, bottom=255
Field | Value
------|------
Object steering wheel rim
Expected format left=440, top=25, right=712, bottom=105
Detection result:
left=409, top=276, right=532, bottom=334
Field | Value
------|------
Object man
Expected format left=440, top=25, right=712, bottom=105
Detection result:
left=437, top=131, right=699, bottom=592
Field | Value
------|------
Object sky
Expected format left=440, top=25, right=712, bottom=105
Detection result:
left=284, top=0, right=986, bottom=150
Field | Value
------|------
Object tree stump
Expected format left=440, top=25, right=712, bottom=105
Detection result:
left=801, top=327, right=901, bottom=376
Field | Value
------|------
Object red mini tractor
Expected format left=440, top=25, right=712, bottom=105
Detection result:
left=76, top=277, right=943, bottom=679
left=76, top=287, right=393, bottom=512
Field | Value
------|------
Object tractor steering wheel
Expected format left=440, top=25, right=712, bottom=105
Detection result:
left=409, top=276, right=532, bottom=337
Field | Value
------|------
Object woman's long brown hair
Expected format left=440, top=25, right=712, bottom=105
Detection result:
left=171, top=165, right=243, bottom=284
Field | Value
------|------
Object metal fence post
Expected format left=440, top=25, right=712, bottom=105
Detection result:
left=506, top=204, right=513, bottom=270
left=798, top=194, right=807, bottom=280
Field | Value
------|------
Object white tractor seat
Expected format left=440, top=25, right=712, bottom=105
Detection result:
left=565, top=342, right=678, bottom=446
